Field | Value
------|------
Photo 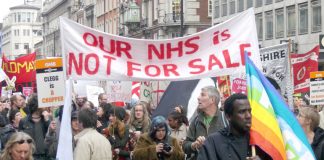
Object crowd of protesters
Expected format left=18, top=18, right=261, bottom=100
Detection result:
left=0, top=84, right=323, bottom=160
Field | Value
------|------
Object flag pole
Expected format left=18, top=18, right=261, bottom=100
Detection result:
left=288, top=39, right=292, bottom=81
left=288, top=39, right=294, bottom=110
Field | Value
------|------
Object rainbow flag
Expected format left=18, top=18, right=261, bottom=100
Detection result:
left=245, top=53, right=316, bottom=160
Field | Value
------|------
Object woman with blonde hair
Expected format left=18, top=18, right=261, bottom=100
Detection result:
left=129, top=102, right=151, bottom=138
left=0, top=132, right=35, bottom=160
left=297, top=106, right=324, bottom=160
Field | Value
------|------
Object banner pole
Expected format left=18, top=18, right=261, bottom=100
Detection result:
left=288, top=39, right=295, bottom=110
left=288, top=39, right=294, bottom=100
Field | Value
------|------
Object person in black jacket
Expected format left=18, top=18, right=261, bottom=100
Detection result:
left=197, top=93, right=260, bottom=160
left=0, top=114, right=15, bottom=150
left=18, top=94, right=50, bottom=160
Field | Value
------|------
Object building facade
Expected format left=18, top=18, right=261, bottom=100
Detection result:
left=70, top=0, right=96, bottom=28
left=25, top=0, right=43, bottom=8
left=212, top=0, right=323, bottom=67
left=1, top=4, right=42, bottom=59
left=95, top=0, right=119, bottom=34
left=119, top=0, right=212, bottom=39
left=42, top=0, right=73, bottom=57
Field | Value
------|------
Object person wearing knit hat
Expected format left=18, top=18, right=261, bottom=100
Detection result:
left=132, top=116, right=185, bottom=160
left=106, top=106, right=131, bottom=160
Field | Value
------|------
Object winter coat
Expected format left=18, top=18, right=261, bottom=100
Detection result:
left=312, top=127, right=324, bottom=160
left=0, top=125, right=15, bottom=150
left=74, top=128, right=112, bottom=160
left=44, top=118, right=61, bottom=158
left=183, top=109, right=227, bottom=160
left=107, top=123, right=131, bottom=159
left=133, top=133, right=185, bottom=160
left=197, top=127, right=251, bottom=160
left=18, top=115, right=50, bottom=156
left=170, top=123, right=188, bottom=142
left=197, top=127, right=272, bottom=160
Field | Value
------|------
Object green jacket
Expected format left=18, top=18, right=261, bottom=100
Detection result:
left=133, top=133, right=185, bottom=160
left=183, top=109, right=227, bottom=160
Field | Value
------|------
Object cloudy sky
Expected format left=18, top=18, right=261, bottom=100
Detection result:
left=0, top=0, right=25, bottom=23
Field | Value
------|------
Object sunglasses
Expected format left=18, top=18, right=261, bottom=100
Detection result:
left=16, top=139, right=33, bottom=144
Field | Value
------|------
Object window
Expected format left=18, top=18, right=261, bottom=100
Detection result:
left=23, top=29, right=30, bottom=36
left=17, top=13, right=21, bottom=22
left=311, top=0, right=321, bottom=32
left=275, top=8, right=284, bottom=38
left=27, top=12, right=31, bottom=22
left=172, top=0, right=180, bottom=21
left=255, top=13, right=263, bottom=40
left=299, top=3, right=308, bottom=34
left=287, top=5, right=296, bottom=36
left=13, top=13, right=17, bottom=22
left=208, top=0, right=212, bottom=17
left=15, top=43, right=19, bottom=49
left=24, top=43, right=29, bottom=50
left=238, top=0, right=244, bottom=12
left=31, top=13, right=34, bottom=22
left=230, top=0, right=235, bottom=14
left=265, top=11, right=273, bottom=40
left=222, top=0, right=227, bottom=16
left=276, top=0, right=283, bottom=2
left=265, top=0, right=273, bottom=5
left=171, top=32, right=181, bottom=38
left=256, top=0, right=262, bottom=7
left=154, top=0, right=158, bottom=20
left=246, top=0, right=253, bottom=8
left=214, top=0, right=220, bottom=18
left=14, top=29, right=19, bottom=36
left=21, top=12, right=26, bottom=22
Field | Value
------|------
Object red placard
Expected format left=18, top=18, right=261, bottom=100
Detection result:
left=1, top=53, right=36, bottom=92
left=291, top=46, right=319, bottom=93
left=23, top=87, right=34, bottom=97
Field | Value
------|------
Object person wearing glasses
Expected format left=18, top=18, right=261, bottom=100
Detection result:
left=0, top=132, right=35, bottom=160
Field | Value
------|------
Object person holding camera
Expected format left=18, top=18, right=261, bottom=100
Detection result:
left=132, top=116, right=184, bottom=160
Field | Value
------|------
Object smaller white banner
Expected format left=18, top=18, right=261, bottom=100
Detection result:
left=86, top=85, right=104, bottom=107
left=106, top=81, right=132, bottom=103
left=310, top=71, right=324, bottom=105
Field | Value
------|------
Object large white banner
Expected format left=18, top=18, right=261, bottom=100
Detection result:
left=260, top=43, right=294, bottom=107
left=60, top=8, right=260, bottom=81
